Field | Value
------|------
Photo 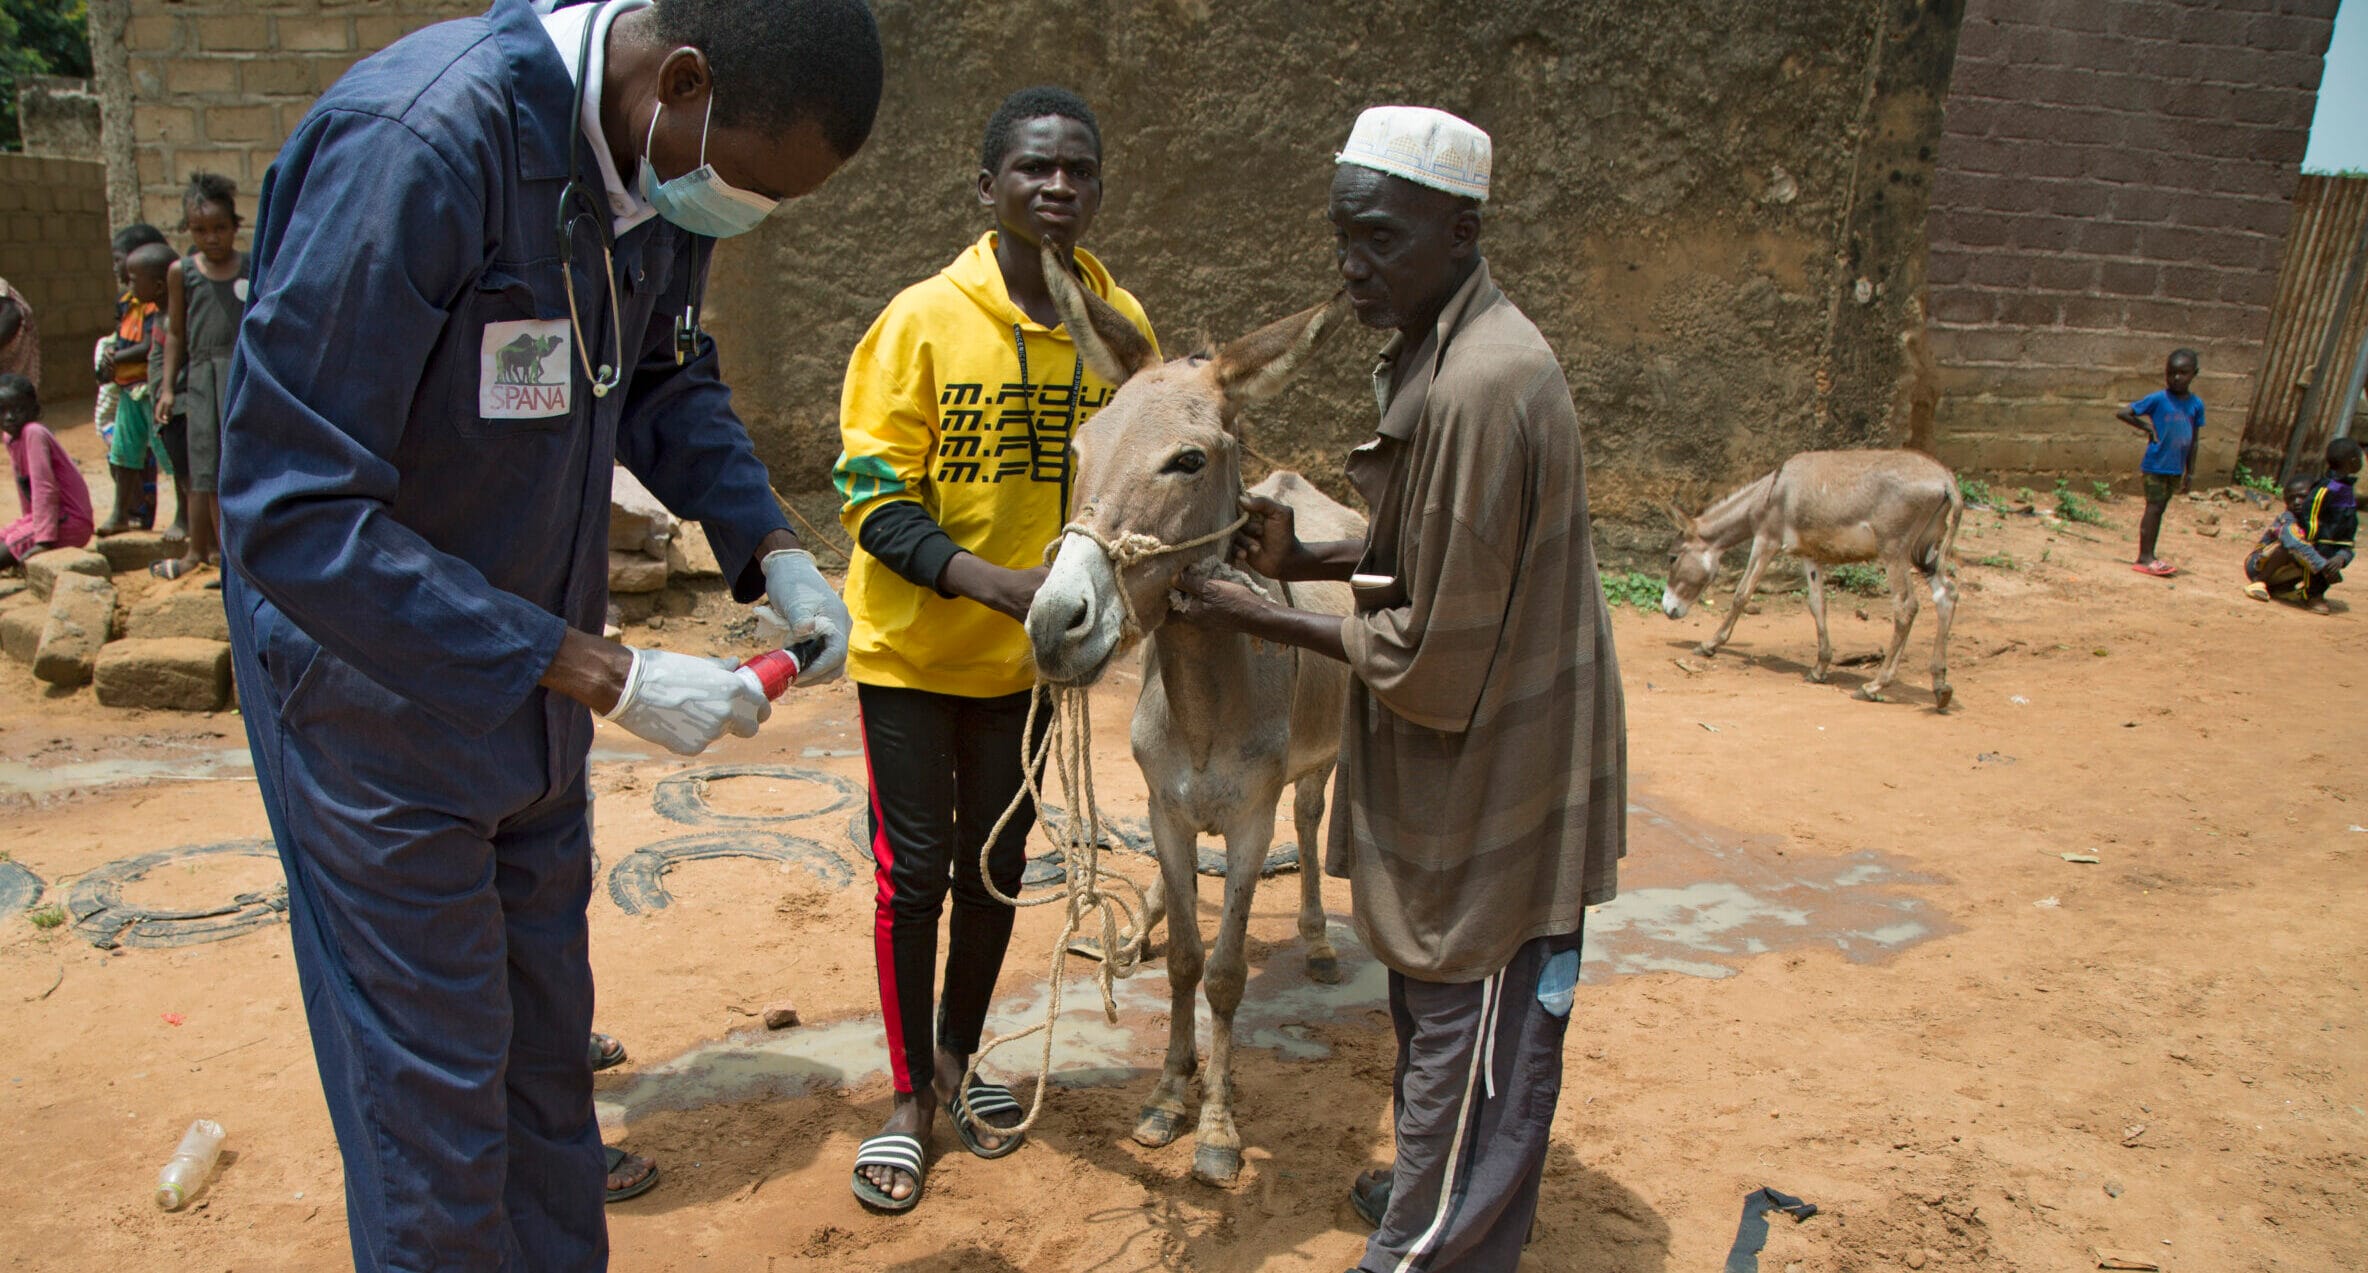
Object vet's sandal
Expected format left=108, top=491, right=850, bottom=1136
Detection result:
left=851, top=1133, right=927, bottom=1212
left=588, top=1031, right=628, bottom=1073
left=948, top=1080, right=1027, bottom=1159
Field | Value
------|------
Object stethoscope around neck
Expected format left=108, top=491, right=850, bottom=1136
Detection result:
left=554, top=10, right=708, bottom=399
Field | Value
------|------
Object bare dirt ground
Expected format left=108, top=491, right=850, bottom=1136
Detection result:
left=0, top=424, right=2361, bottom=1272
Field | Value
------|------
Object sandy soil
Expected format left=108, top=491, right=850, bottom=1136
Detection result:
left=0, top=421, right=2361, bottom=1271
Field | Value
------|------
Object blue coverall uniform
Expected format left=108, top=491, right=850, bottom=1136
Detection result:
left=217, top=0, right=789, bottom=1265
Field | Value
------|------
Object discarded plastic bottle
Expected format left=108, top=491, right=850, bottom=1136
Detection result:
left=735, top=637, right=826, bottom=702
left=155, top=1118, right=225, bottom=1211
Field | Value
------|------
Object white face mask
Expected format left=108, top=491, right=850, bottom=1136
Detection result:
left=639, top=95, right=778, bottom=238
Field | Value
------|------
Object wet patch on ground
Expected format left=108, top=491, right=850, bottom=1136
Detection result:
left=597, top=792, right=1948, bottom=1126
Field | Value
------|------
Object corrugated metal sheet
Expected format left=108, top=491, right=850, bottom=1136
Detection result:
left=2242, top=175, right=2368, bottom=469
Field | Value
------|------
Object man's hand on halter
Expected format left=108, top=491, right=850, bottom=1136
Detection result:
left=1230, top=495, right=1301, bottom=578
left=760, top=547, right=851, bottom=685
left=1232, top=493, right=1365, bottom=583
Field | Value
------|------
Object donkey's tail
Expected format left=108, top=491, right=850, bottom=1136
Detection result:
left=1917, top=477, right=1964, bottom=576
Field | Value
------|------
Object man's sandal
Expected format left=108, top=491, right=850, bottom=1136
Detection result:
left=948, top=1080, right=1027, bottom=1159
left=1349, top=1167, right=1392, bottom=1229
left=605, top=1146, right=658, bottom=1204
left=851, top=1133, right=927, bottom=1212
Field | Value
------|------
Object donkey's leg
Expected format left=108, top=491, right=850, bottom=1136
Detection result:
left=1927, top=564, right=1959, bottom=711
left=1802, top=561, right=1833, bottom=682
left=1858, top=557, right=1921, bottom=701
left=1697, top=537, right=1776, bottom=657
left=1292, top=769, right=1339, bottom=984
left=1192, top=816, right=1273, bottom=1186
left=1134, top=804, right=1204, bottom=1149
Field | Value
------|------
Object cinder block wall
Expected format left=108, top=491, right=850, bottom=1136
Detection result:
left=123, top=0, right=471, bottom=230
left=0, top=153, right=117, bottom=409
left=1926, top=0, right=2336, bottom=482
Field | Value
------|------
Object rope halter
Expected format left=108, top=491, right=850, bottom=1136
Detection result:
left=1050, top=510, right=1251, bottom=644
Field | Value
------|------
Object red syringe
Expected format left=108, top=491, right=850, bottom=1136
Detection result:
left=735, top=637, right=827, bottom=701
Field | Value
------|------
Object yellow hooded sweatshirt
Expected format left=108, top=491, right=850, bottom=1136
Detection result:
left=834, top=233, right=1158, bottom=697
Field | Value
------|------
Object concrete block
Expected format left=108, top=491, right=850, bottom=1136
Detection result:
left=193, top=12, right=274, bottom=51
left=204, top=104, right=278, bottom=144
left=94, top=532, right=181, bottom=574
left=1, top=597, right=43, bottom=664
left=277, top=16, right=356, bottom=53
left=94, top=638, right=233, bottom=712
left=33, top=574, right=116, bottom=688
left=24, top=546, right=109, bottom=601
left=127, top=590, right=231, bottom=644
left=610, top=551, right=668, bottom=595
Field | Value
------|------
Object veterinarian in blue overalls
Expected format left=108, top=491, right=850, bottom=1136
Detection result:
left=215, top=1, right=882, bottom=1265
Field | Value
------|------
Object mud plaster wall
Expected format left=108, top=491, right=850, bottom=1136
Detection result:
left=708, top=0, right=1964, bottom=545
left=1924, top=0, right=2335, bottom=483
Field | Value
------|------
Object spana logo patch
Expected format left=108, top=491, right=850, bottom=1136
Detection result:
left=479, top=319, right=573, bottom=419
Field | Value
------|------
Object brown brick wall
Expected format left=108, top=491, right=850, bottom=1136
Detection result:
left=124, top=0, right=473, bottom=231
left=1927, top=0, right=2335, bottom=481
left=0, top=153, right=117, bottom=410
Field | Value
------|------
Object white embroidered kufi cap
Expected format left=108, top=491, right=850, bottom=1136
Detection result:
left=1335, top=105, right=1492, bottom=202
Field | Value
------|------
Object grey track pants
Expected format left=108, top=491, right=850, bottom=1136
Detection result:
left=1357, top=926, right=1586, bottom=1273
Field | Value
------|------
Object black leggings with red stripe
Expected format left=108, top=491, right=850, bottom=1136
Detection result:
left=858, top=683, right=1042, bottom=1095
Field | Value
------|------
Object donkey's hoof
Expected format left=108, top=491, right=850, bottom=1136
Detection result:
left=1806, top=667, right=1829, bottom=684
left=1933, top=684, right=1953, bottom=712
left=1306, top=953, right=1341, bottom=984
left=1134, top=1106, right=1186, bottom=1148
left=1192, top=1144, right=1243, bottom=1186
left=1855, top=684, right=1886, bottom=703
left=1693, top=642, right=1719, bottom=658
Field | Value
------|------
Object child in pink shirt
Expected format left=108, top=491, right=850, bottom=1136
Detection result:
left=1, top=374, right=95, bottom=568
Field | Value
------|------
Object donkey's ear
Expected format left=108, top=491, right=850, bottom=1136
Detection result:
left=1212, top=290, right=1353, bottom=409
left=1661, top=501, right=1694, bottom=532
left=1042, top=242, right=1160, bottom=386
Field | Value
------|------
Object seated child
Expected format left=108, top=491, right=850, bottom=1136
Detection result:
left=0, top=375, right=96, bottom=570
left=2245, top=437, right=2360, bottom=614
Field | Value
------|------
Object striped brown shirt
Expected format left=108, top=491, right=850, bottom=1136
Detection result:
left=1327, top=261, right=1628, bottom=983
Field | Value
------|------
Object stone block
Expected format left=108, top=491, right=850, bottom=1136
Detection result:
left=94, top=532, right=180, bottom=574
left=667, top=525, right=725, bottom=580
left=1, top=597, right=43, bottom=664
left=609, top=466, right=674, bottom=552
left=610, top=551, right=668, bottom=595
left=33, top=574, right=116, bottom=688
left=94, top=639, right=233, bottom=712
left=128, top=590, right=231, bottom=644
left=24, top=546, right=109, bottom=601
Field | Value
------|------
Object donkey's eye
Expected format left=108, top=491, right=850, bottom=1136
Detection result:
left=1164, top=450, right=1207, bottom=475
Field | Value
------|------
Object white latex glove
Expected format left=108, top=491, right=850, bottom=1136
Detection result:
left=759, top=548, right=850, bottom=686
left=602, top=646, right=770, bottom=756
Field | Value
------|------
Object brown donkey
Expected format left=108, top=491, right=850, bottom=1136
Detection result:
left=1023, top=244, right=1358, bottom=1185
left=1660, top=448, right=1964, bottom=709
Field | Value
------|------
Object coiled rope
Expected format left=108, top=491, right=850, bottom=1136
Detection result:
left=955, top=510, right=1249, bottom=1136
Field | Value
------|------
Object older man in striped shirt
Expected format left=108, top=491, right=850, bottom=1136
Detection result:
left=1174, top=106, right=1627, bottom=1272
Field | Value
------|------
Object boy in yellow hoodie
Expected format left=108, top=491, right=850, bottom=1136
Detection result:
left=835, top=86, right=1157, bottom=1212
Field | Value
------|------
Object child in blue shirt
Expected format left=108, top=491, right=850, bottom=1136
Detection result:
left=2117, top=347, right=2203, bottom=578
